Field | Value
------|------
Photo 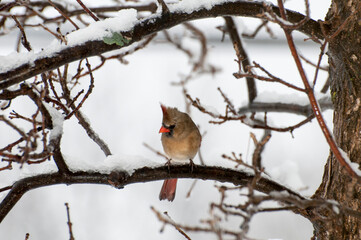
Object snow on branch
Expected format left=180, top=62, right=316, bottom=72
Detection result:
left=0, top=162, right=305, bottom=223
left=0, top=0, right=323, bottom=90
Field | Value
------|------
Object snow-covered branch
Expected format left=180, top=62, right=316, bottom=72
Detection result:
left=0, top=163, right=305, bottom=223
left=0, top=0, right=323, bottom=89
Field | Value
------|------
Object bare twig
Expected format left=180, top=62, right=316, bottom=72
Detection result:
left=163, top=210, right=192, bottom=240
left=11, top=15, right=32, bottom=51
left=312, top=42, right=328, bottom=87
left=186, top=93, right=246, bottom=124
left=247, top=114, right=315, bottom=134
left=75, top=0, right=99, bottom=21
left=58, top=65, right=112, bottom=157
left=47, top=0, right=79, bottom=30
left=186, top=180, right=198, bottom=199
left=65, top=203, right=75, bottom=240
left=242, top=19, right=275, bottom=39
left=234, top=61, right=305, bottom=92
left=250, top=132, right=271, bottom=169
left=183, top=22, right=208, bottom=73
left=151, top=206, right=241, bottom=238
left=0, top=186, right=12, bottom=193
left=0, top=115, right=27, bottom=138
left=143, top=143, right=169, bottom=161
left=65, top=59, right=94, bottom=120
left=0, top=162, right=12, bottom=172
left=299, top=54, right=328, bottom=72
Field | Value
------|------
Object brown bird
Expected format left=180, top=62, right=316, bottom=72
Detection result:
left=158, top=104, right=201, bottom=201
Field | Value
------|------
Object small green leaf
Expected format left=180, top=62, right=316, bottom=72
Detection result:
left=103, top=32, right=131, bottom=46
left=331, top=91, right=337, bottom=103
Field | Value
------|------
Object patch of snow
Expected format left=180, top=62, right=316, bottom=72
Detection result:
left=264, top=12, right=294, bottom=26
left=103, top=154, right=159, bottom=175
left=0, top=51, right=36, bottom=74
left=268, top=160, right=306, bottom=191
left=65, top=154, right=160, bottom=175
left=269, top=190, right=290, bottom=198
left=169, top=0, right=229, bottom=14
left=339, top=148, right=361, bottom=177
left=0, top=9, right=138, bottom=74
left=203, top=104, right=221, bottom=116
left=232, top=17, right=245, bottom=36
left=43, top=102, right=65, bottom=141
left=332, top=204, right=340, bottom=214
left=66, top=9, right=138, bottom=46
left=254, top=91, right=329, bottom=106
left=19, top=162, right=58, bottom=178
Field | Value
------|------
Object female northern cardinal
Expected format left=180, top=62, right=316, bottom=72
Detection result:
left=158, top=104, right=201, bottom=201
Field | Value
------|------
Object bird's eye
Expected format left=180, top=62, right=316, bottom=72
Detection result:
left=163, top=123, right=176, bottom=130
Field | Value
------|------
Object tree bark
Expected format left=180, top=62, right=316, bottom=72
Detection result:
left=313, top=0, right=361, bottom=239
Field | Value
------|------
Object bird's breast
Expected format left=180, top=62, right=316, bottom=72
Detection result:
left=161, top=133, right=200, bottom=160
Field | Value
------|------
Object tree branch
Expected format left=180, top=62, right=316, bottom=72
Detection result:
left=238, top=97, right=333, bottom=116
left=0, top=164, right=304, bottom=223
left=0, top=1, right=324, bottom=89
left=224, top=16, right=257, bottom=103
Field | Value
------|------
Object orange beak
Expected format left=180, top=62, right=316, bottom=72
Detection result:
left=159, top=126, right=170, bottom=133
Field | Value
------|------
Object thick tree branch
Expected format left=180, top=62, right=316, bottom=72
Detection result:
left=0, top=1, right=324, bottom=89
left=224, top=16, right=257, bottom=103
left=0, top=164, right=304, bottom=223
left=238, top=97, right=333, bottom=116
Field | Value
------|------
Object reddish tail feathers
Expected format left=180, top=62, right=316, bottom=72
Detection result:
left=159, top=179, right=178, bottom=201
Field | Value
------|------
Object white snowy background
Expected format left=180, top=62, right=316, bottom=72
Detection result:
left=0, top=0, right=332, bottom=239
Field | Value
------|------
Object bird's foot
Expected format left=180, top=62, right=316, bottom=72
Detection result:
left=189, top=159, right=195, bottom=173
left=165, top=158, right=172, bottom=173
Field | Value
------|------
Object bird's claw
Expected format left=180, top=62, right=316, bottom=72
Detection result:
left=189, top=159, right=195, bottom=173
left=165, top=158, right=172, bottom=173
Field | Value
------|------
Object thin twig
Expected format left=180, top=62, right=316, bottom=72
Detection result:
left=143, top=143, right=169, bottom=160
left=0, top=115, right=27, bottom=138
left=186, top=180, right=198, bottom=199
left=312, top=42, right=328, bottom=87
left=250, top=131, right=271, bottom=169
left=65, top=203, right=75, bottom=240
left=163, top=211, right=192, bottom=240
left=47, top=0, right=79, bottom=30
left=75, top=0, right=99, bottom=21
left=59, top=64, right=112, bottom=157
left=151, top=206, right=241, bottom=238
left=65, top=59, right=94, bottom=120
left=0, top=185, right=12, bottom=193
left=235, top=61, right=305, bottom=92
left=242, top=19, right=275, bottom=39
left=11, top=15, right=32, bottom=51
